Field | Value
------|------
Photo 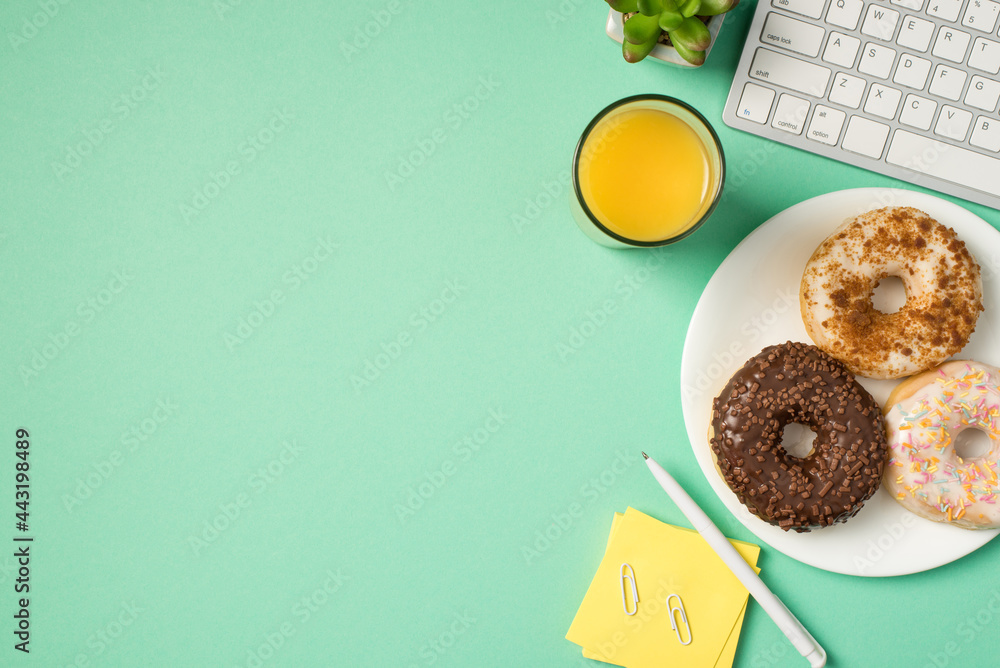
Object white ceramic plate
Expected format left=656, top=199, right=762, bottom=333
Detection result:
left=680, top=188, right=1000, bottom=576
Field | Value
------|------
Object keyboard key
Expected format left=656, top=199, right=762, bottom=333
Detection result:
left=749, top=48, right=832, bottom=97
left=762, top=12, right=826, bottom=56
left=932, top=26, right=971, bottom=62
left=929, top=64, right=968, bottom=99
left=859, top=43, right=897, bottom=78
left=896, top=16, right=935, bottom=51
left=969, top=37, right=1000, bottom=73
left=862, top=5, right=900, bottom=40
left=971, top=116, right=1000, bottom=150
left=899, top=93, right=938, bottom=129
left=826, top=0, right=864, bottom=29
left=823, top=32, right=862, bottom=66
left=965, top=75, right=1000, bottom=110
left=807, top=105, right=847, bottom=144
left=772, top=94, right=811, bottom=133
left=926, top=0, right=963, bottom=21
left=843, top=116, right=891, bottom=157
left=829, top=72, right=868, bottom=107
left=887, top=130, right=1000, bottom=193
left=885, top=130, right=1000, bottom=193
left=865, top=83, right=903, bottom=118
left=737, top=83, right=776, bottom=123
left=962, top=0, right=1000, bottom=33
left=772, top=0, right=825, bottom=19
left=934, top=105, right=973, bottom=139
left=893, top=54, right=932, bottom=88
left=892, top=0, right=924, bottom=9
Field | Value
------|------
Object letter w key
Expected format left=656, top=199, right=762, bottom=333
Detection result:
left=862, top=4, right=900, bottom=40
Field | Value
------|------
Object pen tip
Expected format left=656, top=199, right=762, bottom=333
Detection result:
left=641, top=451, right=648, bottom=460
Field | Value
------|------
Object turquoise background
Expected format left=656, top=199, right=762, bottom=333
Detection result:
left=3, top=1, right=999, bottom=666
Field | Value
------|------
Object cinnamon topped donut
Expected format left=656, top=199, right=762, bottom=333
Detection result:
left=709, top=342, right=887, bottom=532
left=800, top=206, right=982, bottom=380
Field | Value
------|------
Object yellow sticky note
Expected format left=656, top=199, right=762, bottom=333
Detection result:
left=577, top=512, right=751, bottom=668
left=567, top=507, right=760, bottom=668
left=580, top=603, right=749, bottom=668
left=580, top=513, right=627, bottom=667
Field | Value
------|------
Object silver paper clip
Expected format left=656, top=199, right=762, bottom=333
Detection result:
left=667, top=594, right=692, bottom=645
left=620, top=563, right=638, bottom=616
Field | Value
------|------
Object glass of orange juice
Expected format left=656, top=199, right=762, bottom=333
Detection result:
left=571, top=95, right=725, bottom=248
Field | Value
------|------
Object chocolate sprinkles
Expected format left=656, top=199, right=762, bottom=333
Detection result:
left=709, top=342, right=887, bottom=532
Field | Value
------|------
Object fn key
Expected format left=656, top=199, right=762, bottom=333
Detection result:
left=737, top=84, right=776, bottom=124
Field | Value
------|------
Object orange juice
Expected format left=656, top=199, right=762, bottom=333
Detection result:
left=574, top=98, right=723, bottom=246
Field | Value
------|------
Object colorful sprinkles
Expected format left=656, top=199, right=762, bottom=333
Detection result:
left=886, top=363, right=1000, bottom=525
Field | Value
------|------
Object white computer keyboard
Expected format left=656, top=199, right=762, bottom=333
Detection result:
left=723, top=0, right=1000, bottom=209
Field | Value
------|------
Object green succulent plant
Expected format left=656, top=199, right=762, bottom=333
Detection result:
left=606, top=0, right=739, bottom=66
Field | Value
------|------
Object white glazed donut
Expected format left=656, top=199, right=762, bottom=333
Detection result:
left=883, top=360, right=1000, bottom=530
left=800, top=207, right=982, bottom=380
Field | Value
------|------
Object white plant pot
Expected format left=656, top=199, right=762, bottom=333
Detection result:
left=606, top=10, right=725, bottom=67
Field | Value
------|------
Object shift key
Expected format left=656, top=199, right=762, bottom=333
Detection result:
left=749, top=48, right=831, bottom=97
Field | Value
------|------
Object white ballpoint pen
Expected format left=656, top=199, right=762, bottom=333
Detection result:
left=643, top=452, right=827, bottom=668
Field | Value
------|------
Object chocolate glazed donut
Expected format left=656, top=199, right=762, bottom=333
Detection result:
left=709, top=342, right=887, bottom=532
